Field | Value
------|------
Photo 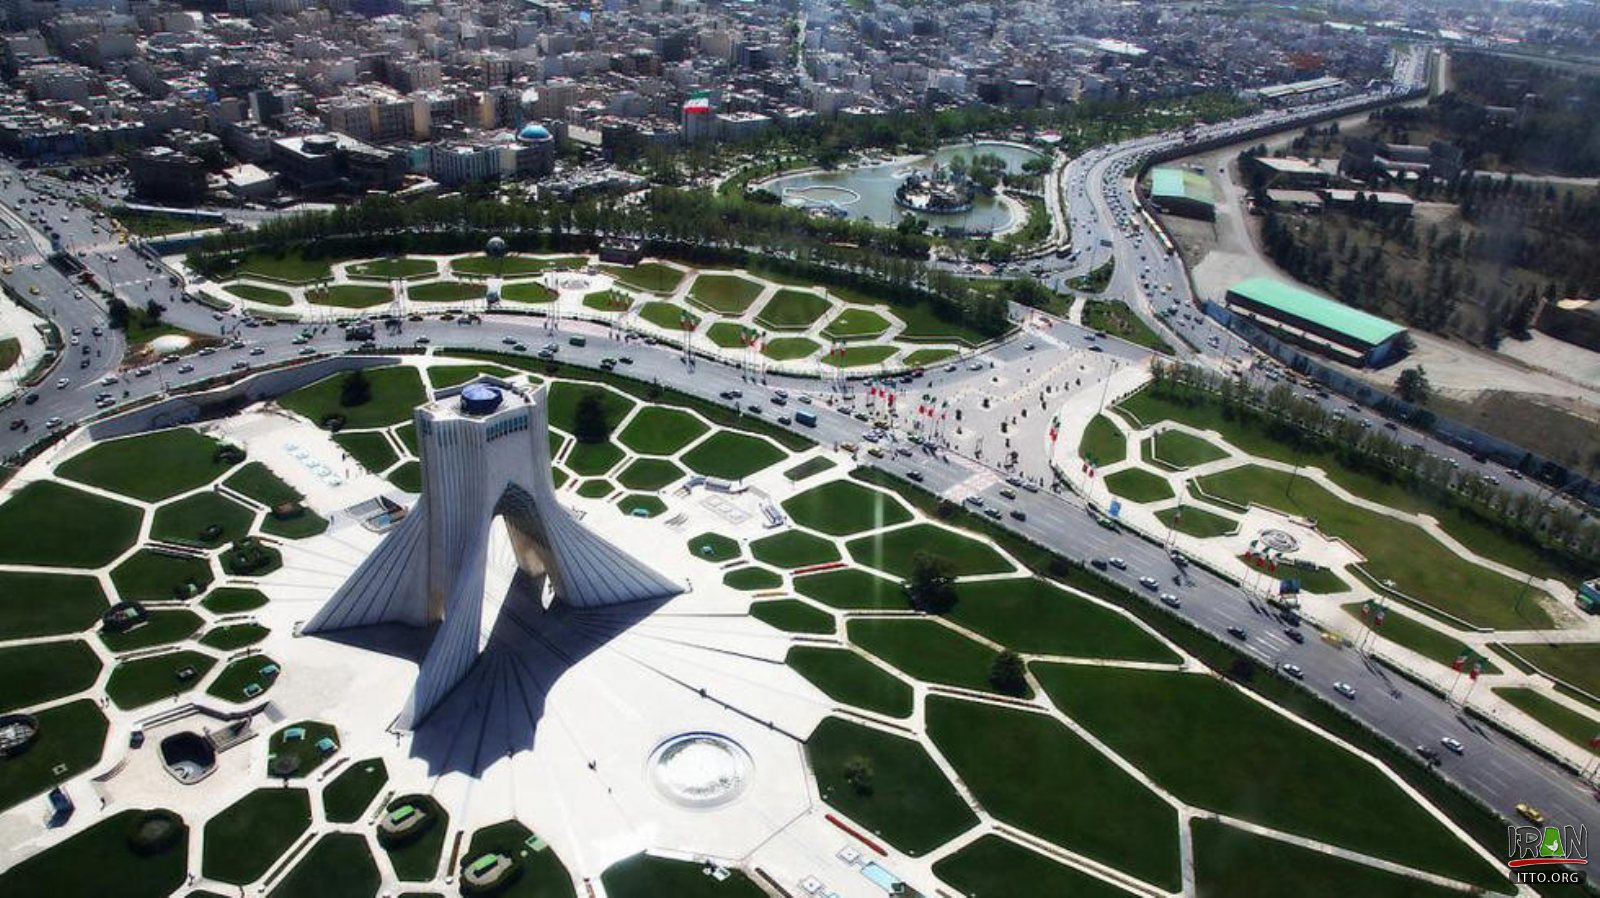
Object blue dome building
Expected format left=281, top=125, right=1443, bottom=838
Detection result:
left=517, top=123, right=552, bottom=143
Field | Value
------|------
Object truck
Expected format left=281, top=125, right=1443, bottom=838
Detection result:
left=568, top=335, right=587, bottom=348
left=794, top=409, right=818, bottom=428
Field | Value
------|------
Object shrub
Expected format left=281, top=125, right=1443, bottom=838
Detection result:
left=126, top=809, right=186, bottom=856
left=989, top=650, right=1029, bottom=697
left=844, top=757, right=875, bottom=796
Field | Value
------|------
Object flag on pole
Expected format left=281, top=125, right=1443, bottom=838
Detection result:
left=1451, top=651, right=1467, bottom=672
left=1468, top=660, right=1482, bottom=681
left=1374, top=606, right=1386, bottom=626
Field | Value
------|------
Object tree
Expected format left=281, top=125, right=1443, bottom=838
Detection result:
left=340, top=369, right=372, bottom=408
left=844, top=757, right=874, bottom=796
left=906, top=552, right=956, bottom=613
left=572, top=391, right=611, bottom=444
left=107, top=297, right=130, bottom=330
left=1394, top=366, right=1432, bottom=406
left=989, top=650, right=1029, bottom=696
left=144, top=299, right=166, bottom=324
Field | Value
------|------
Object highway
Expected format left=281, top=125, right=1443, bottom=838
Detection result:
left=1, top=41, right=1596, bottom=880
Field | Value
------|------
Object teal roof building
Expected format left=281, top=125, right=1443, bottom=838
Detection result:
left=1223, top=277, right=1408, bottom=367
left=1149, top=167, right=1216, bottom=220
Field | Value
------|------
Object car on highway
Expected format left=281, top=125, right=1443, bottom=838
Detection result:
left=906, top=471, right=923, bottom=483
left=1281, top=663, right=1303, bottom=680
left=177, top=364, right=194, bottom=374
left=1226, top=626, right=1247, bottom=640
left=55, top=377, right=68, bottom=389
left=1440, top=736, right=1465, bottom=754
left=1159, top=593, right=1181, bottom=609
left=231, top=360, right=247, bottom=370
left=1108, top=557, right=1127, bottom=570
left=1138, top=576, right=1158, bottom=590
left=1517, top=803, right=1546, bottom=824
left=1283, top=628, right=1305, bottom=644
left=983, top=507, right=1002, bottom=520
left=1416, top=745, right=1441, bottom=764
left=1332, top=681, right=1356, bottom=700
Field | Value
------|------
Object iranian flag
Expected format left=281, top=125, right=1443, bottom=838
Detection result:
left=1451, top=650, right=1468, bottom=672
left=683, top=96, right=711, bottom=115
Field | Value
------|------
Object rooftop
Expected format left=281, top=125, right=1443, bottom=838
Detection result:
left=1227, top=276, right=1406, bottom=347
left=1150, top=167, right=1214, bottom=207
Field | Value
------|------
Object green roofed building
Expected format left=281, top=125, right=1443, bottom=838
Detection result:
left=1224, top=277, right=1408, bottom=367
left=1148, top=167, right=1215, bottom=221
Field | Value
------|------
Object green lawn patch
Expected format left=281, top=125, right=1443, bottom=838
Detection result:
left=1104, top=468, right=1175, bottom=503
left=427, top=364, right=512, bottom=389
left=267, top=720, right=339, bottom=779
left=106, top=650, right=216, bottom=709
left=688, top=273, right=762, bottom=315
left=850, top=618, right=1023, bottom=696
left=268, top=833, right=379, bottom=898
left=101, top=609, right=202, bottom=652
left=202, top=587, right=268, bottom=614
left=723, top=566, right=782, bottom=590
left=458, top=820, right=577, bottom=898
left=221, top=538, right=282, bottom=577
left=705, top=321, right=750, bottom=349
left=1246, top=559, right=1349, bottom=594
left=600, top=262, right=684, bottom=293
left=891, top=300, right=991, bottom=345
left=503, top=280, right=559, bottom=303
left=202, top=788, right=311, bottom=884
left=616, top=493, right=666, bottom=517
left=380, top=794, right=449, bottom=881
left=902, top=348, right=957, bottom=367
left=783, top=456, right=836, bottom=482
left=821, top=308, right=891, bottom=339
left=617, top=406, right=709, bottom=455
left=236, top=249, right=337, bottom=283
left=750, top=599, right=834, bottom=634
left=333, top=431, right=399, bottom=473
left=1148, top=430, right=1229, bottom=469
left=750, top=530, right=840, bottom=568
left=928, top=696, right=1180, bottom=889
left=224, top=462, right=302, bottom=506
left=1153, top=504, right=1237, bottom=538
left=821, top=344, right=897, bottom=368
left=1035, top=665, right=1507, bottom=889
left=453, top=255, right=585, bottom=277
left=312, top=284, right=391, bottom=308
left=200, top=623, right=269, bottom=650
left=762, top=337, right=820, bottom=360
left=323, top=758, right=389, bottom=823
left=787, top=647, right=912, bottom=718
left=618, top=458, right=683, bottom=490
left=0, top=640, right=101, bottom=712
left=1083, top=300, right=1173, bottom=354
left=581, top=289, right=630, bottom=311
left=933, top=835, right=1138, bottom=898
left=0, top=571, right=108, bottom=640
left=546, top=382, right=636, bottom=435
left=687, top=532, right=739, bottom=562
left=783, top=480, right=911, bottom=536
left=388, top=461, right=422, bottom=492
left=281, top=367, right=425, bottom=430
left=60, top=429, right=232, bottom=502
left=0, top=699, right=107, bottom=812
left=1496, top=643, right=1600, bottom=697
left=1079, top=414, right=1126, bottom=465
left=0, top=336, right=16, bottom=370
left=845, top=523, right=1011, bottom=578
left=1196, top=465, right=1550, bottom=629
left=347, top=257, right=437, bottom=280
left=805, top=716, right=977, bottom=856
left=0, top=808, right=187, bottom=898
left=1493, top=687, right=1600, bottom=755
left=576, top=478, right=615, bottom=499
left=152, top=492, right=254, bottom=547
left=111, top=549, right=213, bottom=602
left=262, top=504, right=329, bottom=540
left=948, top=578, right=1178, bottom=662
left=793, top=568, right=908, bottom=611
left=227, top=283, right=293, bottom=307
left=601, top=853, right=766, bottom=898
left=1192, top=818, right=1474, bottom=898
left=639, top=300, right=699, bottom=332
left=407, top=280, right=485, bottom=303
left=681, top=431, right=786, bottom=480
left=755, top=289, right=831, bottom=329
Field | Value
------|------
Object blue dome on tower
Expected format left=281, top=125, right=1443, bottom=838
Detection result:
left=517, top=123, right=552, bottom=142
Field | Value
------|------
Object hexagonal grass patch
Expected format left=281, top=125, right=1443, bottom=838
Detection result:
left=267, top=720, right=339, bottom=779
left=821, top=345, right=898, bottom=368
left=600, top=262, right=684, bottom=293
left=686, top=532, right=739, bottom=563
left=575, top=478, right=616, bottom=499
left=723, top=566, right=783, bottom=591
left=458, top=819, right=577, bottom=898
left=280, top=366, right=426, bottom=430
left=388, top=461, right=422, bottom=493
left=546, top=383, right=636, bottom=436
left=581, top=289, right=631, bottom=312
left=267, top=832, right=379, bottom=898
left=616, top=493, right=667, bottom=518
left=617, top=406, right=709, bottom=456
left=782, top=480, right=911, bottom=536
left=58, top=428, right=236, bottom=502
left=427, top=363, right=514, bottom=390
left=152, top=492, right=255, bottom=548
left=680, top=431, right=786, bottom=481
left=100, top=609, right=203, bottom=652
left=602, top=853, right=767, bottom=898
left=111, top=549, right=213, bottom=603
left=749, top=599, right=834, bottom=635
left=1033, top=665, right=1507, bottom=891
left=1191, top=818, right=1479, bottom=898
left=323, top=758, right=389, bottom=823
left=202, top=788, right=311, bottom=885
left=762, top=337, right=820, bottom=361
left=0, top=571, right=108, bottom=640
left=453, top=254, right=586, bottom=277
left=0, top=480, right=141, bottom=568
left=202, top=587, right=268, bottom=614
left=199, top=623, right=269, bottom=650
left=565, top=441, right=624, bottom=477
left=332, top=431, right=400, bottom=474
left=379, top=794, right=451, bottom=882
left=227, top=283, right=293, bottom=307
left=0, top=807, right=188, bottom=898
left=821, top=308, right=892, bottom=340
left=408, top=280, right=485, bottom=303
left=617, top=458, right=684, bottom=491
left=755, top=289, right=832, bottom=330
left=933, top=835, right=1138, bottom=898
left=926, top=696, right=1180, bottom=891
left=0, top=640, right=102, bottom=712
left=787, top=647, right=912, bottom=719
left=750, top=530, right=839, bottom=569
left=106, top=650, right=216, bottom=710
left=1146, top=429, right=1229, bottom=470
left=218, top=538, right=279, bottom=578
left=206, top=654, right=280, bottom=702
left=223, top=462, right=302, bottom=506
left=706, top=321, right=752, bottom=349
left=1103, top=468, right=1175, bottom=503
left=347, top=257, right=437, bottom=280
left=0, top=699, right=107, bottom=814
left=687, top=273, right=763, bottom=315
left=792, top=568, right=908, bottom=611
left=848, top=618, right=1026, bottom=698
left=945, top=578, right=1178, bottom=663
left=844, top=524, right=1011, bottom=578
left=902, top=348, right=958, bottom=367
left=313, top=284, right=391, bottom=308
left=639, top=300, right=699, bottom=332
left=805, top=716, right=977, bottom=857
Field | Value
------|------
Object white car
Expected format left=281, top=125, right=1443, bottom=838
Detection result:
left=1138, top=576, right=1158, bottom=590
left=55, top=377, right=69, bottom=389
left=1332, top=681, right=1356, bottom=700
left=1108, top=557, right=1127, bottom=570
left=1281, top=663, right=1304, bottom=680
left=1440, top=736, right=1465, bottom=754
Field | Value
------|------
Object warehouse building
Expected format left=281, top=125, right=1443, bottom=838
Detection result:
left=1223, top=276, right=1408, bottom=367
left=1148, top=167, right=1215, bottom=221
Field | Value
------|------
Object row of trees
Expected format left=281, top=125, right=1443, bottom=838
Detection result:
left=1148, top=361, right=1600, bottom=574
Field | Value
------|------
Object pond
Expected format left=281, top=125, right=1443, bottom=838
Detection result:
left=759, top=141, right=1045, bottom=236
